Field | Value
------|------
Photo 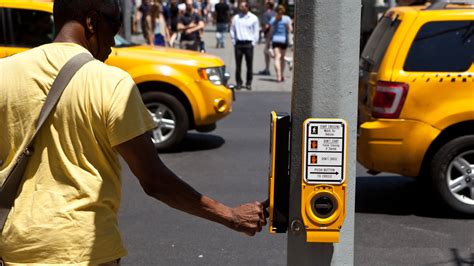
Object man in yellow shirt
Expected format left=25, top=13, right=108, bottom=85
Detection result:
left=0, top=0, right=267, bottom=264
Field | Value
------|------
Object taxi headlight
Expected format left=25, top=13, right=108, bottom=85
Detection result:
left=198, top=67, right=223, bottom=86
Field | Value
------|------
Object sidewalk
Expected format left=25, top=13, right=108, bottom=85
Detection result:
left=131, top=26, right=293, bottom=92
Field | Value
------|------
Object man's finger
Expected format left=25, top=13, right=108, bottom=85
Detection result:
left=257, top=220, right=262, bottom=232
left=257, top=206, right=265, bottom=220
left=261, top=199, right=269, bottom=208
left=259, top=211, right=266, bottom=225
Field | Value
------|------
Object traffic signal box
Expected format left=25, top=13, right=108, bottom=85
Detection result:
left=268, top=111, right=291, bottom=233
left=268, top=113, right=348, bottom=242
left=301, top=118, right=347, bottom=243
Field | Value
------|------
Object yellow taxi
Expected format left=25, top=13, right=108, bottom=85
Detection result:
left=0, top=0, right=233, bottom=150
left=358, top=2, right=474, bottom=214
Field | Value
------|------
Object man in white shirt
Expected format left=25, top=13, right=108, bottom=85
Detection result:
left=230, top=1, right=259, bottom=90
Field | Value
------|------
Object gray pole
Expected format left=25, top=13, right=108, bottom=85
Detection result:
left=121, top=0, right=132, bottom=41
left=288, top=0, right=360, bottom=265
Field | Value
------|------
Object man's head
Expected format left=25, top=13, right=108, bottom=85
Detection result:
left=265, top=2, right=274, bottom=10
left=185, top=0, right=194, bottom=13
left=239, top=1, right=249, bottom=14
left=53, top=0, right=122, bottom=62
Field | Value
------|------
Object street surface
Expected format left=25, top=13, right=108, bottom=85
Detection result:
left=119, top=91, right=474, bottom=265
left=122, top=28, right=474, bottom=265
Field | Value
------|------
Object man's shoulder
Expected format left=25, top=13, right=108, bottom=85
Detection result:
left=249, top=12, right=259, bottom=20
left=86, top=61, right=131, bottom=82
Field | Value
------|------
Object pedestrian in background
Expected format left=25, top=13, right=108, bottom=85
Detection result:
left=258, top=1, right=275, bottom=76
left=139, top=0, right=152, bottom=44
left=269, top=5, right=292, bottom=82
left=228, top=0, right=237, bottom=17
left=200, top=0, right=209, bottom=23
left=209, top=0, right=219, bottom=23
left=131, top=0, right=138, bottom=34
left=168, top=0, right=180, bottom=47
left=230, top=1, right=259, bottom=90
left=152, top=0, right=170, bottom=46
left=178, top=0, right=205, bottom=51
left=214, top=0, right=230, bottom=48
left=0, top=0, right=267, bottom=264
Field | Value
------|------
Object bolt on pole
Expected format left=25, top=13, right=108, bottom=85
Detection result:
left=288, top=0, right=361, bottom=265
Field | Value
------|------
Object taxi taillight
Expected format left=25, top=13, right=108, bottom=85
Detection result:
left=372, top=81, right=408, bottom=118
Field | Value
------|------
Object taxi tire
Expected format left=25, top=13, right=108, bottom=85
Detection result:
left=142, top=91, right=189, bottom=151
left=430, top=135, right=474, bottom=215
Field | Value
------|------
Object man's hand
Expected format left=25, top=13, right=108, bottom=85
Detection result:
left=229, top=200, right=269, bottom=236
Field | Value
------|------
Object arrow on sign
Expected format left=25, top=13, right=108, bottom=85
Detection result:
left=310, top=171, right=339, bottom=175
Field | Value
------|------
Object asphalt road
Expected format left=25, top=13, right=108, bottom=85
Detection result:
left=118, top=91, right=474, bottom=265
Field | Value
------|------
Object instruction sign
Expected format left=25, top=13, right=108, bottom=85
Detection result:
left=303, top=119, right=347, bottom=184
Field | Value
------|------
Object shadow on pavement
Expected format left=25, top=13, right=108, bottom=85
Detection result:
left=160, top=133, right=225, bottom=153
left=449, top=249, right=474, bottom=265
left=356, top=175, right=473, bottom=219
left=258, top=77, right=279, bottom=82
left=428, top=249, right=474, bottom=265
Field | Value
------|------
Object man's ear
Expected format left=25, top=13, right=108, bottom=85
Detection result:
left=86, top=12, right=99, bottom=34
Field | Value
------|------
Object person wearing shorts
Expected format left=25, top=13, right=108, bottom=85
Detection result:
left=269, top=5, right=292, bottom=82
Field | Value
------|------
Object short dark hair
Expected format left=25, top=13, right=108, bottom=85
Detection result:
left=53, top=0, right=120, bottom=31
left=266, top=2, right=274, bottom=9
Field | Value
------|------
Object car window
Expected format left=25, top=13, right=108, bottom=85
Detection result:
left=404, top=21, right=474, bottom=72
left=114, top=35, right=138, bottom=47
left=7, top=8, right=54, bottom=47
left=360, top=14, right=401, bottom=72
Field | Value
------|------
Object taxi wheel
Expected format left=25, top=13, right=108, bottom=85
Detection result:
left=142, top=91, right=189, bottom=151
left=430, top=135, right=474, bottom=214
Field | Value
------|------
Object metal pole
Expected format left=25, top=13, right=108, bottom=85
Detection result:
left=288, top=0, right=360, bottom=265
left=121, top=0, right=132, bottom=41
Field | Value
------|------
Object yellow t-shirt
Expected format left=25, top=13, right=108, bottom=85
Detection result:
left=0, top=43, right=156, bottom=264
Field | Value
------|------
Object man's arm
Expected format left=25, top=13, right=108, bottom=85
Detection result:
left=230, top=16, right=236, bottom=45
left=115, top=133, right=267, bottom=236
left=252, top=16, right=260, bottom=46
left=185, top=19, right=205, bottom=35
left=177, top=21, right=187, bottom=32
left=146, top=14, right=155, bottom=45
left=287, top=17, right=293, bottom=33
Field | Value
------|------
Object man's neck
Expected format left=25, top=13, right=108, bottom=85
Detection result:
left=53, top=22, right=90, bottom=51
